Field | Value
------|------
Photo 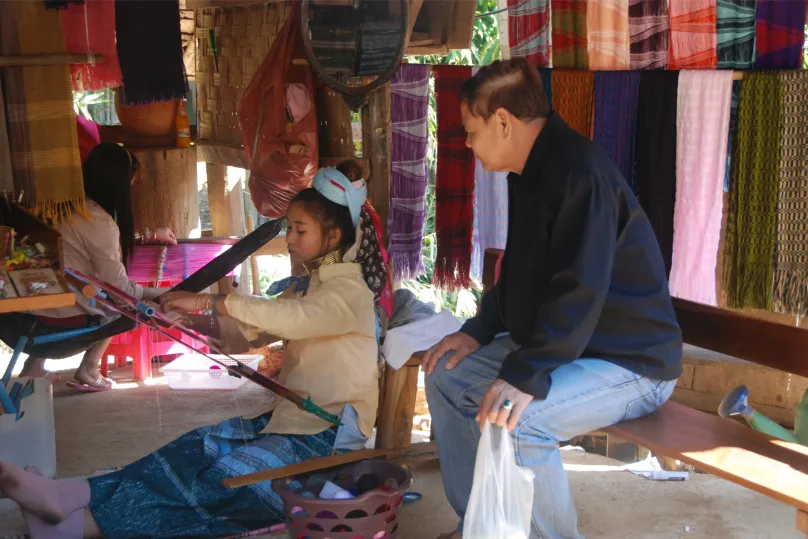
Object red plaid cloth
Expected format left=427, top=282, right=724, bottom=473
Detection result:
left=433, top=66, right=475, bottom=291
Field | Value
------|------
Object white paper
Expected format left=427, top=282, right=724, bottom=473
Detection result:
left=382, top=310, right=462, bottom=370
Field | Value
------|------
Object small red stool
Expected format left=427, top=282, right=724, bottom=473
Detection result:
left=100, top=279, right=208, bottom=381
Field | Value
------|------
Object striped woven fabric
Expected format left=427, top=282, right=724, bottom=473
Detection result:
left=433, top=65, right=476, bottom=290
left=593, top=72, right=641, bottom=190
left=508, top=0, right=552, bottom=67
left=389, top=64, right=430, bottom=281
left=551, top=70, right=595, bottom=138
left=629, top=0, right=670, bottom=69
left=755, top=0, right=807, bottom=69
left=1, top=0, right=86, bottom=222
left=716, top=0, right=756, bottom=68
left=668, top=0, right=718, bottom=69
left=772, top=72, right=808, bottom=315
left=552, top=0, right=589, bottom=68
left=723, top=72, right=782, bottom=310
left=587, top=0, right=630, bottom=69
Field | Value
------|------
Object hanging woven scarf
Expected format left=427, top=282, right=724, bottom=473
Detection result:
left=471, top=160, right=508, bottom=281
left=629, top=0, right=670, bottom=69
left=0, top=1, right=86, bottom=222
left=716, top=0, right=756, bottom=68
left=508, top=0, right=552, bottom=67
left=754, top=0, right=807, bottom=69
left=635, top=71, right=679, bottom=276
left=587, top=0, right=630, bottom=69
left=61, top=0, right=123, bottom=91
left=668, top=0, right=718, bottom=69
left=722, top=72, right=782, bottom=310
left=593, top=72, right=640, bottom=190
left=772, top=72, right=808, bottom=315
left=723, top=80, right=741, bottom=192
left=669, top=71, right=733, bottom=307
left=551, top=70, right=595, bottom=139
left=389, top=64, right=430, bottom=282
left=552, top=0, right=589, bottom=68
left=434, top=66, right=475, bottom=291
left=115, top=0, right=188, bottom=104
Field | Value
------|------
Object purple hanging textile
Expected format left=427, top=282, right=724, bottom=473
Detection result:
left=389, top=64, right=430, bottom=281
left=754, top=0, right=807, bottom=69
left=593, top=71, right=641, bottom=191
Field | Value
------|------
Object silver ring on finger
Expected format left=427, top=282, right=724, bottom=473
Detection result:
left=502, top=399, right=514, bottom=411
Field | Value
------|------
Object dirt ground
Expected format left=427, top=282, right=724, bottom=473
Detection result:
left=0, top=364, right=801, bottom=538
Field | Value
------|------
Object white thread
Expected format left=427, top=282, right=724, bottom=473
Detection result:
left=83, top=3, right=96, bottom=67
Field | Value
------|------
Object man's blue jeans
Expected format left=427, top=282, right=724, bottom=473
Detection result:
left=424, top=335, right=676, bottom=539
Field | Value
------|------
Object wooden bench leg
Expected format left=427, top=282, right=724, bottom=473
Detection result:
left=375, top=363, right=420, bottom=451
left=797, top=509, right=808, bottom=538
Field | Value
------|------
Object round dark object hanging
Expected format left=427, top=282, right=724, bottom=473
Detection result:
left=299, top=0, right=409, bottom=110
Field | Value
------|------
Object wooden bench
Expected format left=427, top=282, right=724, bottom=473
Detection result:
left=452, top=248, right=808, bottom=537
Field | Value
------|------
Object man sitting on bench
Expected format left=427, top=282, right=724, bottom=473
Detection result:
left=421, top=59, right=684, bottom=539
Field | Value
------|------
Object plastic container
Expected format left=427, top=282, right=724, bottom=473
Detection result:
left=272, top=459, right=412, bottom=539
left=159, top=354, right=262, bottom=390
left=0, top=378, right=56, bottom=478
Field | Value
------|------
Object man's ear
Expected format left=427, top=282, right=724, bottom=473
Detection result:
left=496, top=108, right=512, bottom=139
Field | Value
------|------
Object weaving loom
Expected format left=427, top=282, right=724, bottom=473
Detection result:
left=127, top=239, right=238, bottom=284
left=5, top=219, right=285, bottom=356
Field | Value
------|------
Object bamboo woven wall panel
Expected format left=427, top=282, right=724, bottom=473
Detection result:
left=195, top=2, right=290, bottom=145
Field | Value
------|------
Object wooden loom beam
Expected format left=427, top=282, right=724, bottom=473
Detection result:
left=0, top=53, right=104, bottom=67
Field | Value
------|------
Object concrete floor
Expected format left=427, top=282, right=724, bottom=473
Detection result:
left=0, top=362, right=802, bottom=538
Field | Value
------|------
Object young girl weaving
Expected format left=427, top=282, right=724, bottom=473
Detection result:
left=0, top=167, right=380, bottom=539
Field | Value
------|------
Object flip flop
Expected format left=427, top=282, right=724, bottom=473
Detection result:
left=65, top=375, right=114, bottom=392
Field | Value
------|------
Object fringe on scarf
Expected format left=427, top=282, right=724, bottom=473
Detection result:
left=771, top=71, right=808, bottom=315
left=772, top=269, right=808, bottom=315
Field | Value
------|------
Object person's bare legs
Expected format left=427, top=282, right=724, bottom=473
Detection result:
left=83, top=508, right=101, bottom=538
left=19, top=356, right=48, bottom=378
left=73, top=338, right=113, bottom=388
left=0, top=462, right=89, bottom=523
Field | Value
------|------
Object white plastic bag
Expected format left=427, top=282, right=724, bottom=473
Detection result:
left=464, top=422, right=536, bottom=539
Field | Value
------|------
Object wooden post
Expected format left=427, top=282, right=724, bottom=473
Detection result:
left=130, top=147, right=199, bottom=238
left=362, top=83, right=392, bottom=242
left=376, top=359, right=420, bottom=450
left=246, top=215, right=260, bottom=295
left=317, top=87, right=355, bottom=158
left=206, top=163, right=246, bottom=238
left=206, top=162, right=246, bottom=293
left=797, top=509, right=808, bottom=538
left=0, top=74, right=13, bottom=193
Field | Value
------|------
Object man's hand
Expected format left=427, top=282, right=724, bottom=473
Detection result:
left=421, top=331, right=481, bottom=375
left=477, top=379, right=533, bottom=431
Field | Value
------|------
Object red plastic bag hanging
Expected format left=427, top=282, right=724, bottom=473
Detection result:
left=238, top=10, right=318, bottom=218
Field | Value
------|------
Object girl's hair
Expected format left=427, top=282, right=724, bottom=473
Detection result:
left=82, top=143, right=139, bottom=267
left=290, top=188, right=356, bottom=255
left=336, top=159, right=366, bottom=184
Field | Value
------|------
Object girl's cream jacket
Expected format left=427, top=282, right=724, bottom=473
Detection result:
left=223, top=262, right=379, bottom=437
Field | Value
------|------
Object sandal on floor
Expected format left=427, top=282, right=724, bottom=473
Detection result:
left=65, top=375, right=114, bottom=392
